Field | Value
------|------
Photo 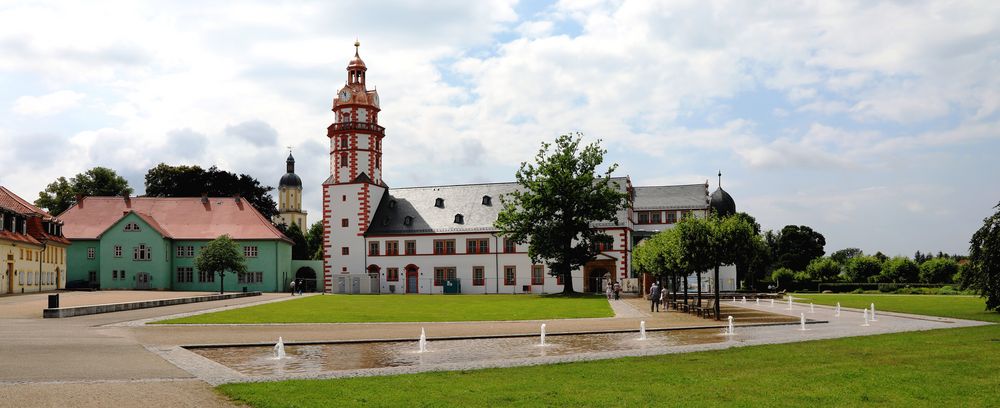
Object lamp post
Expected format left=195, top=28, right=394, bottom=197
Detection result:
left=38, top=238, right=47, bottom=293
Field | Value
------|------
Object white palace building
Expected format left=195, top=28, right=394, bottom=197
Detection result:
left=321, top=43, right=737, bottom=295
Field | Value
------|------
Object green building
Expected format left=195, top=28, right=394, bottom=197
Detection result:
left=59, top=196, right=294, bottom=292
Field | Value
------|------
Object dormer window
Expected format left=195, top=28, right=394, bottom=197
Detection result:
left=389, top=200, right=396, bottom=209
left=403, top=216, right=413, bottom=226
left=482, top=195, right=492, bottom=206
left=382, top=217, right=390, bottom=226
left=124, top=222, right=140, bottom=232
left=434, top=198, right=444, bottom=208
left=454, top=214, right=464, bottom=224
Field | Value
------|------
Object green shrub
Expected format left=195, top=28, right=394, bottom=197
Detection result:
left=919, top=258, right=958, bottom=283
left=851, top=288, right=865, bottom=294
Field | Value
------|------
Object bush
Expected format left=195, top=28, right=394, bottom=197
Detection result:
left=879, top=257, right=920, bottom=283
left=919, top=258, right=958, bottom=283
left=793, top=271, right=811, bottom=282
left=771, top=267, right=795, bottom=288
left=851, top=288, right=865, bottom=294
left=844, top=256, right=882, bottom=283
left=806, top=257, right=842, bottom=282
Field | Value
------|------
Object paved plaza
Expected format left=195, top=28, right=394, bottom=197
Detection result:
left=0, top=291, right=990, bottom=407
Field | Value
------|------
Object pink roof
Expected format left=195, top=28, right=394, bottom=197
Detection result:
left=0, top=186, right=55, bottom=219
left=59, top=196, right=292, bottom=243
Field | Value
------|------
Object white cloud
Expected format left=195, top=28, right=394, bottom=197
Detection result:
left=12, top=90, right=84, bottom=116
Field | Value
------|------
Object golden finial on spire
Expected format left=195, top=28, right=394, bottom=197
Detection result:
left=354, top=38, right=360, bottom=56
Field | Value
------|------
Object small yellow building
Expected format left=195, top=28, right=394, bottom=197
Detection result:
left=0, top=186, right=69, bottom=294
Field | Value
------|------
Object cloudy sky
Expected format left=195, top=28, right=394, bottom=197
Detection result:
left=1, top=0, right=997, bottom=256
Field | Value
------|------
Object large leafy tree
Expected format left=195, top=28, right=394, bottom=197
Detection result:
left=805, top=257, right=842, bottom=282
left=305, top=221, right=325, bottom=260
left=34, top=167, right=134, bottom=215
left=633, top=227, right=685, bottom=296
left=281, top=223, right=310, bottom=260
left=728, top=212, right=765, bottom=289
left=843, top=256, right=882, bottom=283
left=877, top=256, right=919, bottom=283
left=773, top=225, right=826, bottom=271
left=674, top=216, right=715, bottom=305
left=830, top=248, right=864, bottom=264
left=144, top=163, right=279, bottom=220
left=195, top=234, right=247, bottom=294
left=919, top=257, right=958, bottom=284
left=495, top=134, right=629, bottom=294
left=968, top=202, right=1000, bottom=311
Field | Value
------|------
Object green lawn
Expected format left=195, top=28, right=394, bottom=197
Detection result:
left=791, top=293, right=1000, bottom=323
left=156, top=294, right=614, bottom=324
left=217, top=294, right=999, bottom=407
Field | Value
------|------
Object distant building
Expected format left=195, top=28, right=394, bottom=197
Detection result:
left=275, top=153, right=307, bottom=230
left=320, top=43, right=737, bottom=294
left=0, top=186, right=70, bottom=294
left=59, top=196, right=294, bottom=291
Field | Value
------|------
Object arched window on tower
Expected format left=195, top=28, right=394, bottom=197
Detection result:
left=340, top=135, right=348, bottom=149
left=340, top=152, right=348, bottom=168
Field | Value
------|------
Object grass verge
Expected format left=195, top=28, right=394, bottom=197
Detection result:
left=156, top=294, right=614, bottom=324
left=791, top=293, right=1000, bottom=323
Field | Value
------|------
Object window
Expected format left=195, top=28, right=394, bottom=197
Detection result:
left=473, top=266, right=484, bottom=286
left=434, top=198, right=444, bottom=208
left=186, top=246, right=195, bottom=257
left=386, top=241, right=399, bottom=256
left=198, top=270, right=215, bottom=283
left=650, top=212, right=662, bottom=224
left=454, top=214, right=463, bottom=224
left=503, top=239, right=516, bottom=253
left=134, top=244, right=151, bottom=261
left=404, top=240, right=416, bottom=255
left=386, top=267, right=399, bottom=281
left=433, top=267, right=456, bottom=286
left=28, top=271, right=33, bottom=285
left=340, top=135, right=348, bottom=149
left=637, top=212, right=649, bottom=224
left=176, top=246, right=185, bottom=257
left=532, top=265, right=544, bottom=285
left=369, top=241, right=380, bottom=256
left=666, top=211, right=677, bottom=224
left=88, top=271, right=97, bottom=283
left=681, top=210, right=692, bottom=219
left=504, top=266, right=516, bottom=286
left=342, top=247, right=350, bottom=255
left=113, top=270, right=118, bottom=280
left=403, top=216, right=413, bottom=226
left=467, top=239, right=489, bottom=254
left=124, top=222, right=140, bottom=232
left=340, top=152, right=348, bottom=167
left=433, top=239, right=456, bottom=255
left=341, top=218, right=349, bottom=227
left=239, top=272, right=264, bottom=284
left=87, top=247, right=95, bottom=259
left=594, top=239, right=613, bottom=252
left=176, top=267, right=193, bottom=283
left=244, top=246, right=258, bottom=258
left=482, top=195, right=492, bottom=206
left=557, top=273, right=564, bottom=285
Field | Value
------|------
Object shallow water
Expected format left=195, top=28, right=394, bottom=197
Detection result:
left=192, top=329, right=726, bottom=376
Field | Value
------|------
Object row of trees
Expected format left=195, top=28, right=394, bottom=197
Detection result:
left=770, top=253, right=969, bottom=287
left=33, top=164, right=279, bottom=219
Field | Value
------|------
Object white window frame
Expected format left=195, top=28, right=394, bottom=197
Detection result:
left=87, top=247, right=95, bottom=259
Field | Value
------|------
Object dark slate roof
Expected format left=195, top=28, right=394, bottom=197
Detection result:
left=366, top=177, right=630, bottom=235
left=632, top=184, right=709, bottom=210
left=710, top=187, right=736, bottom=216
left=279, top=172, right=302, bottom=188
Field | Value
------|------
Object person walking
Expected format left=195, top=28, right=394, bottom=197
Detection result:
left=296, top=279, right=304, bottom=295
left=605, top=283, right=613, bottom=300
left=659, top=286, right=668, bottom=310
left=289, top=280, right=296, bottom=296
left=613, top=282, right=621, bottom=300
left=650, top=282, right=662, bottom=312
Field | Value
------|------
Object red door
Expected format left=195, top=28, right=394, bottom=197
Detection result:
left=405, top=267, right=418, bottom=294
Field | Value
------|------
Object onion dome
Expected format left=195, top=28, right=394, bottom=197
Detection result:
left=347, top=40, right=366, bottom=70
left=279, top=153, right=302, bottom=188
left=710, top=171, right=735, bottom=217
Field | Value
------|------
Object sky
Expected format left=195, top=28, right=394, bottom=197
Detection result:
left=0, top=0, right=997, bottom=257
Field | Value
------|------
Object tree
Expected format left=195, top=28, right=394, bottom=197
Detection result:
left=283, top=223, right=310, bottom=260
left=674, top=216, right=717, bottom=304
left=727, top=212, right=765, bottom=289
left=773, top=225, right=826, bottom=271
left=634, top=227, right=685, bottom=298
left=305, top=221, right=325, bottom=260
left=195, top=234, right=247, bottom=294
left=843, top=256, right=882, bottom=283
left=830, top=248, right=863, bottom=265
left=144, top=163, right=279, bottom=220
left=771, top=267, right=795, bottom=288
left=878, top=256, right=919, bottom=283
left=967, top=202, right=1000, bottom=311
left=806, top=257, right=842, bottom=282
left=919, top=257, right=958, bottom=284
left=495, top=134, right=629, bottom=294
left=35, top=167, right=134, bottom=215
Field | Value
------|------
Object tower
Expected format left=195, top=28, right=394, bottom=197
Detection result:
left=276, top=152, right=307, bottom=229
left=322, top=41, right=387, bottom=291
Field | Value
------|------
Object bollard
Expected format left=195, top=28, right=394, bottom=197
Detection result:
left=48, top=293, right=59, bottom=309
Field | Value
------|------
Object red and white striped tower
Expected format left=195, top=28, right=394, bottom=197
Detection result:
left=322, top=41, right=387, bottom=291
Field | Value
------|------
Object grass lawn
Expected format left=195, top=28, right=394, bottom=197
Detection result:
left=156, top=294, right=614, bottom=324
left=217, top=294, right=1000, bottom=407
left=790, top=293, right=1000, bottom=323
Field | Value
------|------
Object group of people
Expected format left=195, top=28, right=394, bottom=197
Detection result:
left=648, top=282, right=669, bottom=312
left=289, top=279, right=305, bottom=296
left=604, top=281, right=623, bottom=300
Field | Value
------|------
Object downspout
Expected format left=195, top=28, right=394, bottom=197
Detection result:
left=275, top=240, right=279, bottom=293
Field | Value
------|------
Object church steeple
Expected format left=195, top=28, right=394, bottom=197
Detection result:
left=328, top=41, right=384, bottom=186
left=286, top=152, right=296, bottom=174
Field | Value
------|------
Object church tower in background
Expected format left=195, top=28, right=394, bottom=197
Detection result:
left=322, top=41, right=387, bottom=291
left=276, top=152, right=307, bottom=229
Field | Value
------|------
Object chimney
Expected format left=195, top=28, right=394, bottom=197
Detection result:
left=75, top=194, right=84, bottom=208
left=233, top=194, right=241, bottom=202
left=123, top=196, right=131, bottom=208
left=201, top=193, right=208, bottom=204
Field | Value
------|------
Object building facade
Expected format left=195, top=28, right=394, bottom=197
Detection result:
left=275, top=153, right=308, bottom=229
left=59, top=196, right=294, bottom=292
left=321, top=44, right=738, bottom=294
left=0, top=186, right=70, bottom=294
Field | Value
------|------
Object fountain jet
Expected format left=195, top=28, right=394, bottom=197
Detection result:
left=870, top=303, right=878, bottom=321
left=639, top=321, right=647, bottom=340
left=799, top=313, right=807, bottom=331
left=862, top=309, right=871, bottom=327
left=273, top=337, right=286, bottom=360
left=540, top=323, right=547, bottom=346
left=835, top=302, right=841, bottom=317
left=418, top=328, right=428, bottom=353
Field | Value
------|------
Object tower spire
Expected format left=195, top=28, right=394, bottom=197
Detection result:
left=718, top=170, right=722, bottom=188
left=354, top=39, right=360, bottom=57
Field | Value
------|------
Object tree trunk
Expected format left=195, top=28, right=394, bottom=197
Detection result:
left=561, top=269, right=575, bottom=294
left=696, top=271, right=702, bottom=307
left=683, top=273, right=688, bottom=305
left=714, top=265, right=721, bottom=321
left=219, top=272, right=224, bottom=294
